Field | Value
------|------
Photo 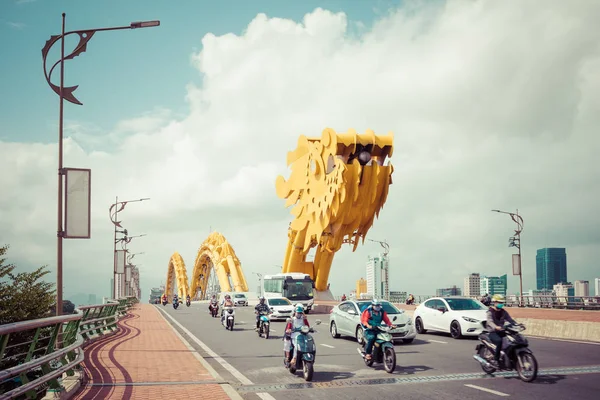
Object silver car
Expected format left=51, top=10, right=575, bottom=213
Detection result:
left=329, top=300, right=417, bottom=344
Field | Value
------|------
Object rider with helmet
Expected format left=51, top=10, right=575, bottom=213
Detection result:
left=360, top=299, right=395, bottom=360
left=254, top=297, right=270, bottom=331
left=220, top=294, right=234, bottom=323
left=486, top=294, right=518, bottom=367
left=285, top=304, right=310, bottom=365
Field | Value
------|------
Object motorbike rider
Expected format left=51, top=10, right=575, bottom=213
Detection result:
left=486, top=294, right=518, bottom=368
left=254, top=297, right=270, bottom=331
left=360, top=299, right=395, bottom=360
left=172, top=293, right=179, bottom=304
left=285, top=305, right=310, bottom=365
left=186, top=294, right=191, bottom=303
left=208, top=294, right=218, bottom=312
left=162, top=294, right=167, bottom=304
left=220, top=294, right=234, bottom=323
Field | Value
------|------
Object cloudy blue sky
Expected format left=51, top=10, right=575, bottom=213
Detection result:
left=1, top=0, right=599, bottom=302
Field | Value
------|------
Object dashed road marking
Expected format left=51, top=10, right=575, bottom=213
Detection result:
left=427, top=339, right=448, bottom=344
left=321, top=344, right=335, bottom=348
left=464, top=384, right=510, bottom=396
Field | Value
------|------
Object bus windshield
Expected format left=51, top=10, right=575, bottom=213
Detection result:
left=284, top=281, right=313, bottom=301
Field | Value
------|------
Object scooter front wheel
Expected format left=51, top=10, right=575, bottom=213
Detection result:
left=383, top=347, right=396, bottom=373
left=303, top=361, right=314, bottom=381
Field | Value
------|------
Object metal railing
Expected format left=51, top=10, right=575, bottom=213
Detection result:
left=0, top=297, right=134, bottom=399
left=337, top=294, right=600, bottom=310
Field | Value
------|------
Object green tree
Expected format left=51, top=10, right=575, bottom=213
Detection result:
left=0, top=245, right=56, bottom=325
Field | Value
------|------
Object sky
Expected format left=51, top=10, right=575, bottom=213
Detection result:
left=1, top=0, right=599, bottom=302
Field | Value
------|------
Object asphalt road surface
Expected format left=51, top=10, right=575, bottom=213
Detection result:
left=157, top=302, right=600, bottom=400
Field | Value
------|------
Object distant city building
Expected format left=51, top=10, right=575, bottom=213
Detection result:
left=366, top=254, right=389, bottom=300
left=88, top=294, right=97, bottom=305
left=356, top=278, right=367, bottom=298
left=463, top=273, right=481, bottom=297
left=436, top=286, right=461, bottom=297
left=536, top=248, right=567, bottom=290
left=480, top=274, right=507, bottom=296
left=110, top=278, right=114, bottom=299
left=553, top=282, right=574, bottom=304
left=595, top=278, right=600, bottom=297
left=525, top=289, right=554, bottom=306
left=574, top=280, right=590, bottom=297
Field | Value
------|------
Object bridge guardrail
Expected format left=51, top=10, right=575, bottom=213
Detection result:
left=336, top=294, right=600, bottom=310
left=0, top=297, right=135, bottom=399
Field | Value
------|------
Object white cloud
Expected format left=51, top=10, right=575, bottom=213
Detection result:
left=1, top=1, right=599, bottom=300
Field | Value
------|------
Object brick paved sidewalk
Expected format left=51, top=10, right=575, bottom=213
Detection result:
left=73, top=304, right=235, bottom=400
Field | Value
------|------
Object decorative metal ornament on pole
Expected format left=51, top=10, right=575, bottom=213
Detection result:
left=492, top=209, right=524, bottom=306
left=42, top=13, right=159, bottom=315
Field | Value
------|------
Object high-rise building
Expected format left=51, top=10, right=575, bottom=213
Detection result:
left=536, top=248, right=567, bottom=290
left=574, top=280, right=590, bottom=297
left=366, top=254, right=389, bottom=300
left=436, top=286, right=461, bottom=296
left=463, top=273, right=481, bottom=297
left=110, top=278, right=114, bottom=299
left=595, top=278, right=600, bottom=297
left=480, top=274, right=507, bottom=296
left=88, top=294, right=97, bottom=305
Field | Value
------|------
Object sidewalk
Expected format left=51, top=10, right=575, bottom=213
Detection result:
left=73, top=304, right=235, bottom=399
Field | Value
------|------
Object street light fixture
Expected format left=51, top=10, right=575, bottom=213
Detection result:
left=110, top=198, right=150, bottom=298
left=42, top=13, right=159, bottom=316
left=492, top=209, right=524, bottom=306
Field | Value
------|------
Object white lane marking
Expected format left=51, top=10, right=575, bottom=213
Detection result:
left=464, top=384, right=510, bottom=397
left=159, top=308, right=276, bottom=400
left=320, top=344, right=335, bottom=348
left=427, top=339, right=448, bottom=344
left=155, top=308, right=244, bottom=400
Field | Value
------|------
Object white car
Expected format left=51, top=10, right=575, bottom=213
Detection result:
left=265, top=297, right=295, bottom=321
left=413, top=297, right=488, bottom=339
left=232, top=293, right=248, bottom=306
left=329, top=300, right=417, bottom=344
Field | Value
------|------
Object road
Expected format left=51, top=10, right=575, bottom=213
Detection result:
left=157, top=303, right=600, bottom=400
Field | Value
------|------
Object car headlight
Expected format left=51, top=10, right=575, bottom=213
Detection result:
left=462, top=316, right=478, bottom=323
left=406, top=319, right=412, bottom=325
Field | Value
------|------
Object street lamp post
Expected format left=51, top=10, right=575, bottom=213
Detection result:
left=110, top=198, right=149, bottom=298
left=42, top=14, right=159, bottom=316
left=253, top=272, right=263, bottom=297
left=492, top=209, right=524, bottom=307
left=117, top=233, right=146, bottom=298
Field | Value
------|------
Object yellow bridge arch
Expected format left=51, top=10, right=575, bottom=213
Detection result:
left=163, top=232, right=249, bottom=299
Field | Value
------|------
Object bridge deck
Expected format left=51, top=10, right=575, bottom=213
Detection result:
left=73, top=304, right=234, bottom=399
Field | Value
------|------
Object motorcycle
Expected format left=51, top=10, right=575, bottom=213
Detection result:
left=173, top=299, right=179, bottom=310
left=209, top=303, right=219, bottom=318
left=221, top=306, right=235, bottom=330
left=284, top=320, right=321, bottom=381
left=357, top=321, right=397, bottom=373
left=257, top=311, right=270, bottom=339
left=162, top=298, right=167, bottom=306
left=473, top=323, right=538, bottom=382
left=186, top=299, right=191, bottom=307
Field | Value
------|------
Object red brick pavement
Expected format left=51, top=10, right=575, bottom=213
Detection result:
left=73, top=304, right=233, bottom=400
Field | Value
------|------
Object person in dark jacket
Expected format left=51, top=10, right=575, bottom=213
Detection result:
left=486, top=294, right=517, bottom=367
left=254, top=297, right=270, bottom=331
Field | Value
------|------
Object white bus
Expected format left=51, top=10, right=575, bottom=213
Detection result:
left=262, top=273, right=315, bottom=313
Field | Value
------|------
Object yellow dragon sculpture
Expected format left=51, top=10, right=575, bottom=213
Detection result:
left=276, top=128, right=394, bottom=292
left=162, top=127, right=393, bottom=299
